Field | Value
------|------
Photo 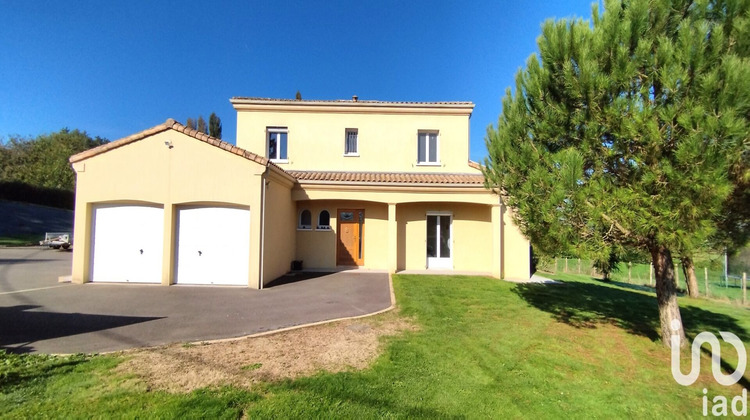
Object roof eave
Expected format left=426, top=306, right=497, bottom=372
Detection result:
left=69, top=123, right=172, bottom=164
left=230, top=98, right=475, bottom=114
left=294, top=179, right=487, bottom=188
left=68, top=120, right=292, bottom=181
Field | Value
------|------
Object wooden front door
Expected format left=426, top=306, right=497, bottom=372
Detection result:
left=337, top=209, right=364, bottom=266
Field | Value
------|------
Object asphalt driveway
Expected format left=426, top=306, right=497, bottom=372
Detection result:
left=0, top=248, right=391, bottom=354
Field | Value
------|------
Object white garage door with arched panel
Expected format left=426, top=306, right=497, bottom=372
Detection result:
left=90, top=205, right=164, bottom=283
left=175, top=206, right=250, bottom=286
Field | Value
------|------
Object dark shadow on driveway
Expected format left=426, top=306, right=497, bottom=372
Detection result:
left=0, top=305, right=163, bottom=354
left=264, top=272, right=335, bottom=288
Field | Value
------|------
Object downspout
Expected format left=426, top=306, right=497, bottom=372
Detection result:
left=498, top=195, right=504, bottom=279
left=259, top=168, right=268, bottom=290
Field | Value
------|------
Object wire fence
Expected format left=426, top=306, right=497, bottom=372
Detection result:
left=538, top=257, right=748, bottom=306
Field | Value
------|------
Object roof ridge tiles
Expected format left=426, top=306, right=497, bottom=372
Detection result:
left=286, top=170, right=485, bottom=185
left=286, top=169, right=483, bottom=176
left=230, top=97, right=474, bottom=106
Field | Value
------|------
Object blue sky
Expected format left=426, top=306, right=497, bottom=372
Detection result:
left=0, top=1, right=596, bottom=162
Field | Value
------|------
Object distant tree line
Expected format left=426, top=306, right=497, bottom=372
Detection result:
left=0, top=128, right=108, bottom=208
left=186, top=112, right=222, bottom=139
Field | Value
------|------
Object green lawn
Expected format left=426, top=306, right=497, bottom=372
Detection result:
left=2, top=274, right=748, bottom=418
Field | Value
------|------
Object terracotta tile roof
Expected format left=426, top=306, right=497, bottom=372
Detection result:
left=231, top=97, right=474, bottom=107
left=468, top=160, right=483, bottom=171
left=69, top=119, right=287, bottom=175
left=287, top=171, right=486, bottom=185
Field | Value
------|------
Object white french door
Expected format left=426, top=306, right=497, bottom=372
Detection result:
left=426, top=212, right=452, bottom=269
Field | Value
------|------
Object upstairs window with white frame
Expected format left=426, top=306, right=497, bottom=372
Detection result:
left=267, top=127, right=288, bottom=162
left=417, top=131, right=439, bottom=164
left=344, top=129, right=358, bottom=156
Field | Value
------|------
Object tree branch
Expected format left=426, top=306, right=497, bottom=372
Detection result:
left=585, top=200, right=633, bottom=238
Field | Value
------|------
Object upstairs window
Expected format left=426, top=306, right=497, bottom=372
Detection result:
left=345, top=129, right=358, bottom=156
left=298, top=209, right=312, bottom=230
left=268, top=128, right=288, bottom=161
left=317, top=210, right=331, bottom=230
left=417, top=131, right=439, bottom=164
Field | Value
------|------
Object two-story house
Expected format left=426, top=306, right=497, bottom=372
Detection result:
left=68, top=96, right=530, bottom=288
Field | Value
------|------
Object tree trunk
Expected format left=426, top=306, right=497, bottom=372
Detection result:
left=681, top=256, right=699, bottom=298
left=650, top=245, right=686, bottom=348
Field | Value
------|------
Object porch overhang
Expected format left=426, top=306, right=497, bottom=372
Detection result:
left=292, top=183, right=498, bottom=205
left=289, top=170, right=497, bottom=205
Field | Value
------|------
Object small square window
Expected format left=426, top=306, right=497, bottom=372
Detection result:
left=345, top=129, right=358, bottom=155
left=417, top=131, right=439, bottom=164
left=268, top=128, right=288, bottom=161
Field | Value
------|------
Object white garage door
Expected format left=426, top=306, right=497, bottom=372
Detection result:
left=175, top=207, right=250, bottom=286
left=91, top=205, right=164, bottom=283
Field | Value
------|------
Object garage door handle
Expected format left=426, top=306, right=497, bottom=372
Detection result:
left=198, top=250, right=202, bottom=256
left=140, top=249, right=143, bottom=255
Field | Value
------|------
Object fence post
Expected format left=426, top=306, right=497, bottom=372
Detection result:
left=649, top=263, right=653, bottom=286
left=743, top=273, right=747, bottom=306
left=628, top=262, right=632, bottom=283
left=724, top=251, right=729, bottom=288
left=565, top=257, right=568, bottom=273
left=675, top=262, right=680, bottom=287
left=577, top=258, right=581, bottom=274
left=704, top=267, right=709, bottom=298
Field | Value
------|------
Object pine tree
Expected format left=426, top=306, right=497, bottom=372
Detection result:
left=186, top=118, right=196, bottom=130
left=295, top=90, right=302, bottom=100
left=209, top=112, right=222, bottom=139
left=680, top=255, right=699, bottom=298
left=197, top=116, right=207, bottom=134
left=484, top=0, right=749, bottom=347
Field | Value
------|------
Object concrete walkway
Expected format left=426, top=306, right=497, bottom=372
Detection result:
left=0, top=248, right=391, bottom=354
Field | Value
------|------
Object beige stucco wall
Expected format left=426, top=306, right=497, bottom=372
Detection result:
left=71, top=129, right=267, bottom=287
left=235, top=107, right=473, bottom=173
left=502, top=207, right=531, bottom=280
left=295, top=201, right=336, bottom=269
left=293, top=199, right=498, bottom=275
left=261, top=173, right=296, bottom=286
left=295, top=200, right=388, bottom=270
left=397, top=202, right=494, bottom=273
left=291, top=187, right=529, bottom=278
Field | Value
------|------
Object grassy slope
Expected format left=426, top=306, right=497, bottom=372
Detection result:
left=0, top=200, right=73, bottom=246
left=1, top=274, right=748, bottom=418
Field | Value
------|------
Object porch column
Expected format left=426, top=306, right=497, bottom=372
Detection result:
left=161, top=202, right=175, bottom=285
left=491, top=203, right=502, bottom=279
left=388, top=203, right=397, bottom=273
left=71, top=201, right=91, bottom=284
